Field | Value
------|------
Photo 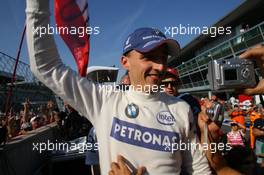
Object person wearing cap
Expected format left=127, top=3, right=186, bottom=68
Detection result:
left=229, top=104, right=245, bottom=128
left=162, top=68, right=202, bottom=118
left=162, top=67, right=180, bottom=96
left=227, top=122, right=245, bottom=148
left=26, top=0, right=212, bottom=174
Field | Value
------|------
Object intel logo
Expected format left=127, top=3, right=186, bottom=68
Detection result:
left=156, top=111, right=176, bottom=125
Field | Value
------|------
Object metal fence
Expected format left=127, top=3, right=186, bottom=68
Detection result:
left=0, top=51, right=37, bottom=82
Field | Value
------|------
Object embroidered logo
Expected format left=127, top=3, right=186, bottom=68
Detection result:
left=125, top=103, right=139, bottom=118
left=156, top=111, right=176, bottom=125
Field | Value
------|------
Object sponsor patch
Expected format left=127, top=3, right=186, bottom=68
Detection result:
left=110, top=117, right=180, bottom=152
left=156, top=111, right=176, bottom=125
left=125, top=103, right=139, bottom=118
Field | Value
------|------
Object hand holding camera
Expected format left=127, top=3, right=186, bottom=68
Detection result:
left=206, top=102, right=225, bottom=127
left=207, top=57, right=256, bottom=91
left=198, top=99, right=224, bottom=143
left=207, top=45, right=264, bottom=95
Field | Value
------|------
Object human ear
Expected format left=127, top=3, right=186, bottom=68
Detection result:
left=121, top=56, right=129, bottom=70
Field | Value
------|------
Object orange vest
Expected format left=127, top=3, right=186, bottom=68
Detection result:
left=230, top=111, right=245, bottom=125
left=249, top=111, right=261, bottom=149
left=250, top=111, right=261, bottom=125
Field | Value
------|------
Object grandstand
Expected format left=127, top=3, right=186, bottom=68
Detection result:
left=0, top=51, right=57, bottom=112
left=168, top=0, right=264, bottom=98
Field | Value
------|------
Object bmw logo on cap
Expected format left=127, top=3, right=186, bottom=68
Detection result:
left=125, top=103, right=139, bottom=118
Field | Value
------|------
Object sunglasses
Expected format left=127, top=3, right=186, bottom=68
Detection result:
left=161, top=81, right=179, bottom=87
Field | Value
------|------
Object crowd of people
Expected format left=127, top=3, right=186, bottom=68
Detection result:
left=0, top=99, right=92, bottom=145
left=0, top=99, right=57, bottom=141
left=199, top=95, right=264, bottom=174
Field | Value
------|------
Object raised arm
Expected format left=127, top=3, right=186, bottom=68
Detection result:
left=26, top=0, right=106, bottom=124
left=198, top=110, right=242, bottom=175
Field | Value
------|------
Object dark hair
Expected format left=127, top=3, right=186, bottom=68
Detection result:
left=231, top=123, right=238, bottom=126
left=0, top=125, right=7, bottom=145
left=123, top=50, right=132, bottom=57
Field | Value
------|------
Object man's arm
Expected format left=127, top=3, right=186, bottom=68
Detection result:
left=200, top=134, right=241, bottom=175
left=26, top=0, right=105, bottom=125
left=252, top=118, right=264, bottom=137
left=198, top=111, right=242, bottom=175
left=252, top=127, right=264, bottom=137
left=238, top=123, right=246, bottom=133
left=23, top=98, right=30, bottom=122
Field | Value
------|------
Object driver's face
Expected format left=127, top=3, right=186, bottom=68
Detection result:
left=122, top=45, right=168, bottom=92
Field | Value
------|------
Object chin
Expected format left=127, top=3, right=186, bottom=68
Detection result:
left=147, top=79, right=159, bottom=85
left=167, top=92, right=174, bottom=96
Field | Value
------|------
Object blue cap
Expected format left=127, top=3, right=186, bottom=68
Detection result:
left=123, top=27, right=180, bottom=56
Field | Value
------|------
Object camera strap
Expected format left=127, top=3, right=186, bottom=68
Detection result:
left=204, top=123, right=208, bottom=145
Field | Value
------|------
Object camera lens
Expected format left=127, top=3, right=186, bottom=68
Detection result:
left=206, top=108, right=214, bottom=115
left=241, top=68, right=250, bottom=78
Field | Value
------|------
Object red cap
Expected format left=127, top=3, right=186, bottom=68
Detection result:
left=166, top=68, right=179, bottom=79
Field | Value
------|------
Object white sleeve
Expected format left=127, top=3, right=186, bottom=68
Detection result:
left=181, top=109, right=212, bottom=175
left=26, top=0, right=107, bottom=125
